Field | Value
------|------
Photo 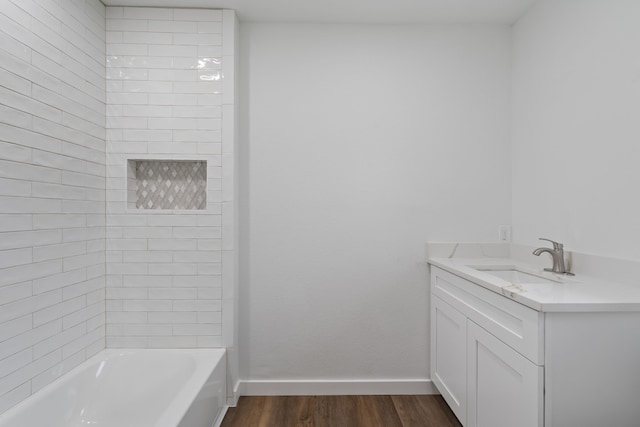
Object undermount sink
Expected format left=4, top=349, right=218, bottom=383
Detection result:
left=473, top=268, right=559, bottom=284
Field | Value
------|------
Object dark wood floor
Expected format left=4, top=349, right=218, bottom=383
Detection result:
left=220, top=395, right=462, bottom=427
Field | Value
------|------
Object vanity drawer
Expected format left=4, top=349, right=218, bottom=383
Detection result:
left=431, top=266, right=544, bottom=365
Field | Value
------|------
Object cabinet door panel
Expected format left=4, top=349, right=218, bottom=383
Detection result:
left=431, top=296, right=466, bottom=425
left=467, top=321, right=542, bottom=427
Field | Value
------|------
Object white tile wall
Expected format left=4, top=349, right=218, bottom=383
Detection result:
left=105, top=7, right=234, bottom=350
left=0, top=0, right=106, bottom=413
left=221, top=10, right=240, bottom=401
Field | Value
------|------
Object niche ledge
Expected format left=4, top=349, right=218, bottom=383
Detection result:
left=127, top=160, right=207, bottom=210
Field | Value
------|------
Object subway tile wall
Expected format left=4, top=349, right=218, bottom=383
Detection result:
left=105, top=7, right=236, bottom=349
left=0, top=0, right=106, bottom=412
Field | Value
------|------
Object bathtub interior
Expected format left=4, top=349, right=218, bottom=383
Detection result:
left=0, top=349, right=227, bottom=427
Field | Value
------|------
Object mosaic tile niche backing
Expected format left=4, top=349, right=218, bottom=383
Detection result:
left=133, top=160, right=207, bottom=210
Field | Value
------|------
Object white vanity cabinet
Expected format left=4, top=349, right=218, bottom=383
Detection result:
left=430, top=266, right=543, bottom=427
left=431, top=264, right=640, bottom=427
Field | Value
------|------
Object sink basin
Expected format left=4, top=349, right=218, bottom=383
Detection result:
left=473, top=268, right=559, bottom=284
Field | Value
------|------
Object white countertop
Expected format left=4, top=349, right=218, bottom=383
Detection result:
left=429, top=256, right=640, bottom=312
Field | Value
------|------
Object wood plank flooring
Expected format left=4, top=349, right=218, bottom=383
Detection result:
left=220, top=395, right=462, bottom=427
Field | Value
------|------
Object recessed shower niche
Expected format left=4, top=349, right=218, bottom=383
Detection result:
left=127, top=160, right=207, bottom=210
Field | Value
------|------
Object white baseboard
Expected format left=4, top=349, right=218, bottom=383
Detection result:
left=237, top=379, right=438, bottom=396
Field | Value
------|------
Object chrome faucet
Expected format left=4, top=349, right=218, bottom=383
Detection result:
left=532, top=238, right=574, bottom=275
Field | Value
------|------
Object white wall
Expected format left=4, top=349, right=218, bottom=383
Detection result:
left=239, top=23, right=512, bottom=388
left=511, top=0, right=640, bottom=260
left=0, top=0, right=106, bottom=412
left=105, top=7, right=237, bottom=351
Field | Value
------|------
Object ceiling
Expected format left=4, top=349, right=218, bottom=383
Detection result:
left=101, top=0, right=539, bottom=24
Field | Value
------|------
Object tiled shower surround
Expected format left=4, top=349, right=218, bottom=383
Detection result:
left=105, top=8, right=236, bottom=349
left=0, top=0, right=106, bottom=412
left=0, top=1, right=237, bottom=413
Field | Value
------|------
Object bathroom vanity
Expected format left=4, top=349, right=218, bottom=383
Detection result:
left=429, top=255, right=640, bottom=427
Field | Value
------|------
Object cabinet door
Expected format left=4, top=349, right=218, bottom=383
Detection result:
left=467, top=321, right=543, bottom=427
left=431, top=296, right=466, bottom=425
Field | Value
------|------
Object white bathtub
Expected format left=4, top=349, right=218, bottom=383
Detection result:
left=0, top=349, right=227, bottom=427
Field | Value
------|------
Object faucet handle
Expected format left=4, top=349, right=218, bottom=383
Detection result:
left=539, top=238, right=563, bottom=250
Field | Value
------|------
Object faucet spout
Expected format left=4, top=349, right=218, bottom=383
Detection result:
left=532, top=247, right=554, bottom=256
